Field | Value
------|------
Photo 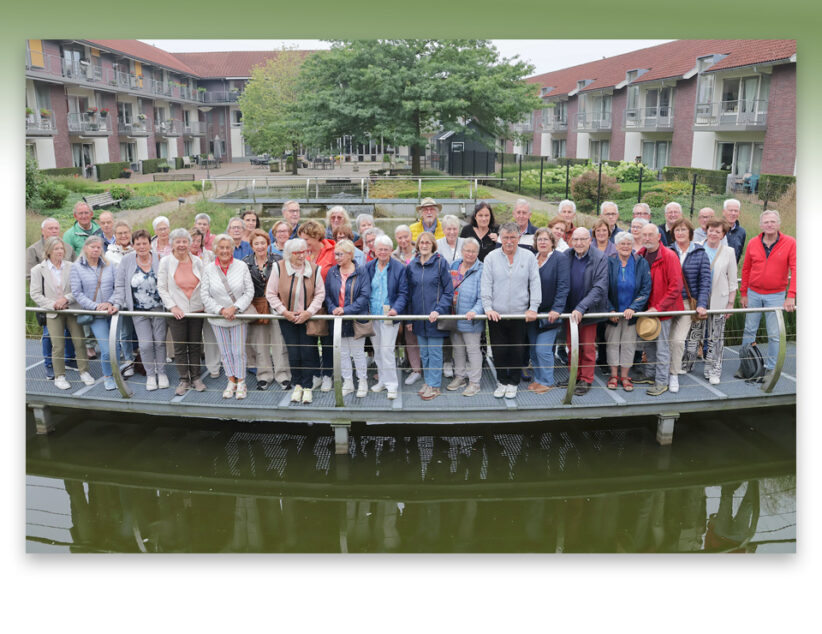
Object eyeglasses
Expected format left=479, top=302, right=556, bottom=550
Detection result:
left=334, top=252, right=346, bottom=257
left=292, top=250, right=307, bottom=255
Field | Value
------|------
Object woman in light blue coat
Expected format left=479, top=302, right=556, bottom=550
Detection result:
left=446, top=238, right=484, bottom=396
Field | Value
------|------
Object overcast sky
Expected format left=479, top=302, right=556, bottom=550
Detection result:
left=140, top=39, right=674, bottom=76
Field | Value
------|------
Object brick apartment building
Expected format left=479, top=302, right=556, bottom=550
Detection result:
left=506, top=39, right=796, bottom=178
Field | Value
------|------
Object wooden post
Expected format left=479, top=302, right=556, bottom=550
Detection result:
left=31, top=405, right=54, bottom=435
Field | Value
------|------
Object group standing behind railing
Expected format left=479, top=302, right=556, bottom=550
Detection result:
left=27, top=194, right=796, bottom=402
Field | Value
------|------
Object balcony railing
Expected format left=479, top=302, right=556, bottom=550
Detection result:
left=694, top=100, right=768, bottom=128
left=155, top=119, right=182, bottom=136
left=512, top=120, right=534, bottom=134
left=118, top=117, right=151, bottom=136
left=542, top=114, right=567, bottom=131
left=26, top=111, right=57, bottom=135
left=576, top=111, right=612, bottom=131
left=183, top=120, right=207, bottom=136
left=67, top=112, right=112, bottom=135
left=624, top=106, right=674, bottom=130
left=202, top=90, right=241, bottom=104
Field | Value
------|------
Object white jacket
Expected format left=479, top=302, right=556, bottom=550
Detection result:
left=200, top=258, right=254, bottom=328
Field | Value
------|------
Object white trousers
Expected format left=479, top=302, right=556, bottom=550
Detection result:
left=340, top=336, right=367, bottom=382
left=370, top=320, right=400, bottom=390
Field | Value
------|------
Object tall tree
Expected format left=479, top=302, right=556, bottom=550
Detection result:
left=299, top=40, right=541, bottom=175
left=238, top=48, right=307, bottom=175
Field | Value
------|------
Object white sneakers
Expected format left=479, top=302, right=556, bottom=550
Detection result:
left=146, top=375, right=158, bottom=391
left=709, top=376, right=720, bottom=385
left=301, top=388, right=313, bottom=404
left=235, top=380, right=247, bottom=399
left=313, top=376, right=324, bottom=390
left=122, top=363, right=135, bottom=377
left=404, top=371, right=421, bottom=385
left=493, top=383, right=507, bottom=398
left=321, top=376, right=333, bottom=392
left=669, top=374, right=680, bottom=393
left=505, top=385, right=517, bottom=399
left=54, top=376, right=71, bottom=390
left=157, top=373, right=170, bottom=389
left=371, top=381, right=386, bottom=393
left=291, top=385, right=304, bottom=402
left=387, top=389, right=398, bottom=400
left=342, top=380, right=355, bottom=396
left=356, top=381, right=368, bottom=398
left=443, top=361, right=454, bottom=378
left=222, top=382, right=236, bottom=399
left=79, top=372, right=95, bottom=386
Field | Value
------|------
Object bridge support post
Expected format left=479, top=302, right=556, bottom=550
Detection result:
left=332, top=424, right=350, bottom=455
left=31, top=405, right=54, bottom=435
left=656, top=411, right=679, bottom=446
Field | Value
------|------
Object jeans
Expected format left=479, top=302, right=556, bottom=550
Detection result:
left=116, top=315, right=136, bottom=363
left=416, top=335, right=444, bottom=388
left=88, top=317, right=113, bottom=377
left=527, top=325, right=558, bottom=387
left=41, top=324, right=76, bottom=369
left=741, top=289, right=785, bottom=370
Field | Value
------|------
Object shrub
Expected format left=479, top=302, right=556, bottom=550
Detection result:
left=192, top=181, right=213, bottom=192
left=26, top=155, right=42, bottom=207
left=141, top=158, right=168, bottom=174
left=641, top=191, right=667, bottom=208
left=655, top=180, right=712, bottom=199
left=758, top=174, right=796, bottom=201
left=96, top=161, right=130, bottom=181
left=662, top=166, right=727, bottom=193
left=120, top=195, right=163, bottom=209
left=109, top=184, right=133, bottom=200
left=49, top=176, right=106, bottom=193
left=570, top=171, right=620, bottom=212
left=40, top=166, right=82, bottom=177
left=39, top=180, right=70, bottom=209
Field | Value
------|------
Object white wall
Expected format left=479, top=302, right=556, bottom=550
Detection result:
left=92, top=137, right=109, bottom=164
left=136, top=137, right=149, bottom=161
left=576, top=132, right=590, bottom=159
left=167, top=137, right=178, bottom=161
left=623, top=132, right=642, bottom=163
left=691, top=131, right=717, bottom=169
left=540, top=132, right=552, bottom=157
left=230, top=126, right=244, bottom=158
left=33, top=138, right=56, bottom=169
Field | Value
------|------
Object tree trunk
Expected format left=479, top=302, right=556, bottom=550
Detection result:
left=291, top=141, right=299, bottom=175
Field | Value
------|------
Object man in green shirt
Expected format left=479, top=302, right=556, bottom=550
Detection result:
left=62, top=201, right=100, bottom=256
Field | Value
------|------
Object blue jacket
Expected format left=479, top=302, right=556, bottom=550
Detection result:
left=449, top=258, right=485, bottom=333
left=563, top=247, right=609, bottom=322
left=726, top=220, right=747, bottom=263
left=674, top=242, right=712, bottom=309
left=406, top=252, right=454, bottom=338
left=535, top=252, right=570, bottom=331
left=605, top=253, right=651, bottom=324
left=70, top=255, right=116, bottom=311
left=324, top=263, right=372, bottom=338
left=365, top=257, right=409, bottom=315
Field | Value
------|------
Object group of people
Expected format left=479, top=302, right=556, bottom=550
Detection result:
left=28, top=191, right=795, bottom=402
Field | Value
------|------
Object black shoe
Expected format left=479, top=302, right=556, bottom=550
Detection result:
left=45, top=366, right=55, bottom=380
left=574, top=381, right=591, bottom=395
left=65, top=360, right=79, bottom=370
left=279, top=380, right=292, bottom=390
left=256, top=380, right=269, bottom=391
left=555, top=379, right=569, bottom=388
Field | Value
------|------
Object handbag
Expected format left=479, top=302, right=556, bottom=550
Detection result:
left=215, top=264, right=257, bottom=321
left=682, top=269, right=707, bottom=322
left=348, top=272, right=375, bottom=339
left=437, top=261, right=472, bottom=332
left=250, top=296, right=271, bottom=325
left=77, top=263, right=104, bottom=325
left=35, top=272, right=47, bottom=327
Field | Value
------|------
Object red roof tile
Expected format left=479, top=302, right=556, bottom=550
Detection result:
left=84, top=39, right=200, bottom=76
left=171, top=50, right=314, bottom=78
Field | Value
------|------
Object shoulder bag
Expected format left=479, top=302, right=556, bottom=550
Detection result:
left=437, top=258, right=472, bottom=333
left=350, top=271, right=375, bottom=339
left=215, top=264, right=257, bottom=322
left=682, top=266, right=707, bottom=322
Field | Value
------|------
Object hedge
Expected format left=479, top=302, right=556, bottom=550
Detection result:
left=662, top=166, right=727, bottom=193
left=141, top=158, right=170, bottom=174
left=758, top=173, right=796, bottom=201
left=96, top=161, right=130, bottom=181
left=41, top=166, right=82, bottom=177
left=175, top=157, right=184, bottom=170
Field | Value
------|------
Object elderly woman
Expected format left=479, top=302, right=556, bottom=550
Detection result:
left=103, top=219, right=137, bottom=374
left=188, top=227, right=205, bottom=260
left=240, top=209, right=261, bottom=243
left=30, top=237, right=95, bottom=390
left=630, top=217, right=649, bottom=242
left=150, top=216, right=172, bottom=257
left=392, top=224, right=423, bottom=384
left=268, top=220, right=291, bottom=258
left=557, top=199, right=578, bottom=242
left=69, top=235, right=117, bottom=390
left=111, top=229, right=168, bottom=391
left=436, top=214, right=466, bottom=265
left=324, top=239, right=372, bottom=397
left=333, top=223, right=366, bottom=267
left=547, top=217, right=570, bottom=252
left=446, top=238, right=485, bottom=397
left=157, top=228, right=207, bottom=395
left=266, top=238, right=326, bottom=404
left=392, top=225, right=416, bottom=265
left=694, top=219, right=738, bottom=385
left=226, top=217, right=253, bottom=260
left=460, top=201, right=499, bottom=262
left=591, top=218, right=618, bottom=258
left=406, top=231, right=454, bottom=400
left=325, top=206, right=356, bottom=241
left=354, top=213, right=374, bottom=249
left=201, top=233, right=255, bottom=399
left=526, top=228, right=569, bottom=393
left=604, top=232, right=651, bottom=391
left=364, top=234, right=408, bottom=400
left=105, top=220, right=133, bottom=267
left=361, top=227, right=384, bottom=262
left=243, top=229, right=283, bottom=391
left=668, top=217, right=712, bottom=393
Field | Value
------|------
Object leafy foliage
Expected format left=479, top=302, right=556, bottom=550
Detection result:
left=120, top=195, right=163, bottom=209
left=26, top=155, right=42, bottom=207
left=570, top=171, right=620, bottom=212
left=38, top=180, right=70, bottom=209
left=109, top=185, right=133, bottom=200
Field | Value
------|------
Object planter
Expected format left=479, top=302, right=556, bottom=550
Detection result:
left=269, top=162, right=280, bottom=172
left=120, top=171, right=131, bottom=179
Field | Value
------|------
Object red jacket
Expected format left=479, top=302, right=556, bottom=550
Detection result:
left=741, top=232, right=796, bottom=299
left=636, top=244, right=684, bottom=320
left=311, top=238, right=337, bottom=282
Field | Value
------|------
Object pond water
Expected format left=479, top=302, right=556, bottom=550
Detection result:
left=25, top=406, right=795, bottom=553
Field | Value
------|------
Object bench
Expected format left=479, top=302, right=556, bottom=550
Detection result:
left=152, top=172, right=195, bottom=181
left=83, top=192, right=122, bottom=210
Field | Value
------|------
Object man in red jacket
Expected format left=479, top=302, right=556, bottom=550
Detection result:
left=740, top=210, right=796, bottom=383
left=631, top=223, right=684, bottom=395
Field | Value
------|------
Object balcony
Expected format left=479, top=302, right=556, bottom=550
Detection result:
left=26, top=111, right=57, bottom=136
left=694, top=100, right=768, bottom=130
left=67, top=112, right=112, bottom=135
left=26, top=50, right=116, bottom=87
left=542, top=114, right=567, bottom=132
left=118, top=117, right=151, bottom=137
left=202, top=90, right=241, bottom=104
left=183, top=120, right=207, bottom=136
left=576, top=111, right=612, bottom=132
left=512, top=119, right=534, bottom=134
left=152, top=79, right=172, bottom=97
left=155, top=119, right=182, bottom=137
left=624, top=106, right=674, bottom=131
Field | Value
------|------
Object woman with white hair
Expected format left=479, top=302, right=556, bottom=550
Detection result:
left=630, top=217, right=649, bottom=241
left=354, top=213, right=374, bottom=249
left=104, top=220, right=134, bottom=267
left=364, top=234, right=408, bottom=399
left=226, top=216, right=252, bottom=260
left=265, top=237, right=326, bottom=404
left=201, top=233, right=255, bottom=399
left=392, top=224, right=423, bottom=384
left=436, top=214, right=465, bottom=265
left=150, top=216, right=172, bottom=257
left=325, top=206, right=355, bottom=241
left=69, top=235, right=118, bottom=390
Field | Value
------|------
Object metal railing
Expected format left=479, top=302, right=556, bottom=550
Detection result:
left=155, top=120, right=182, bottom=136
left=541, top=115, right=568, bottom=131
left=117, top=117, right=152, bottom=136
left=694, top=100, right=768, bottom=127
left=66, top=112, right=112, bottom=134
left=25, top=305, right=793, bottom=404
left=202, top=90, right=241, bottom=104
left=576, top=111, right=612, bottom=131
left=624, top=106, right=674, bottom=130
left=26, top=111, right=57, bottom=135
left=183, top=120, right=207, bottom=136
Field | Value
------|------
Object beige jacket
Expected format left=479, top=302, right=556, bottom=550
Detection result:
left=707, top=243, right=739, bottom=309
left=30, top=260, right=78, bottom=319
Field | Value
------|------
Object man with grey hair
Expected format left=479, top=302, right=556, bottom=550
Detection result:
left=693, top=207, right=728, bottom=245
left=94, top=211, right=116, bottom=252
left=194, top=212, right=215, bottom=250
left=63, top=201, right=99, bottom=256
left=557, top=199, right=577, bottom=242
left=597, top=201, right=624, bottom=243
left=658, top=201, right=683, bottom=248
left=739, top=210, right=796, bottom=383
left=632, top=203, right=652, bottom=220
left=510, top=198, right=537, bottom=250
left=268, top=201, right=301, bottom=244
left=723, top=198, right=747, bottom=262
left=27, top=218, right=76, bottom=281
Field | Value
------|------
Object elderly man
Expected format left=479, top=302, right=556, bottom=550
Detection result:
left=693, top=207, right=728, bottom=245
left=509, top=198, right=537, bottom=250
left=194, top=212, right=215, bottom=251
left=481, top=222, right=541, bottom=399
left=26, top=218, right=76, bottom=282
left=558, top=227, right=609, bottom=395
left=632, top=203, right=652, bottom=221
left=557, top=199, right=577, bottom=243
left=631, top=224, right=684, bottom=396
left=63, top=201, right=100, bottom=256
left=658, top=201, right=683, bottom=247
left=723, top=198, right=747, bottom=262
left=410, top=197, right=445, bottom=241
left=94, top=211, right=116, bottom=252
left=739, top=210, right=796, bottom=383
left=272, top=200, right=301, bottom=243
left=597, top=201, right=624, bottom=243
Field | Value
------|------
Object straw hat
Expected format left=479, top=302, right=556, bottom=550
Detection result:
left=416, top=197, right=442, bottom=212
left=636, top=316, right=662, bottom=341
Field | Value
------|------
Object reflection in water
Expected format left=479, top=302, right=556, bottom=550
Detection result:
left=26, top=408, right=796, bottom=553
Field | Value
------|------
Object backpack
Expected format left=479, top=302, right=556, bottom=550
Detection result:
left=738, top=343, right=765, bottom=382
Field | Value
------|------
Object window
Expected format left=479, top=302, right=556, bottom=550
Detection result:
left=551, top=139, right=566, bottom=159
left=589, top=140, right=610, bottom=162
left=232, top=110, right=243, bottom=126
left=119, top=141, right=136, bottom=163
left=117, top=101, right=133, bottom=124
left=641, top=141, right=670, bottom=170
left=156, top=141, right=167, bottom=159
left=451, top=141, right=464, bottom=153
left=716, top=142, right=764, bottom=176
